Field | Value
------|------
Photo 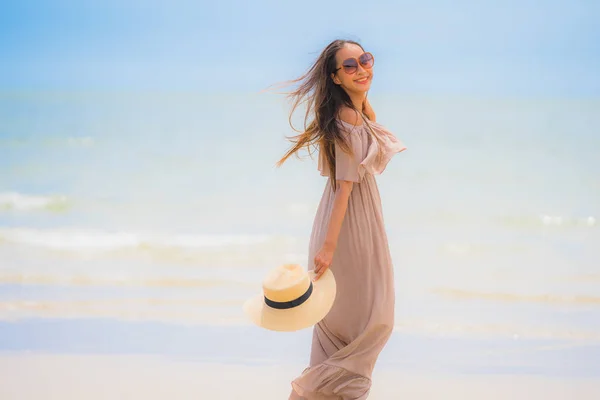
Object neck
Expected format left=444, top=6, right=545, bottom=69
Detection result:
left=348, top=91, right=365, bottom=112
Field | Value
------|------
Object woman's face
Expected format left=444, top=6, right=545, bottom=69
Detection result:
left=331, top=43, right=374, bottom=95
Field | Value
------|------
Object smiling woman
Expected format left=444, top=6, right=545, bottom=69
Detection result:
left=272, top=39, right=407, bottom=400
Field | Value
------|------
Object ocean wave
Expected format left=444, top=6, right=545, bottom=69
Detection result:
left=0, top=227, right=276, bottom=251
left=67, top=136, right=94, bottom=147
left=0, top=273, right=254, bottom=288
left=499, top=214, right=596, bottom=228
left=0, top=192, right=70, bottom=212
left=393, top=318, right=600, bottom=342
left=0, top=298, right=599, bottom=343
left=432, top=287, right=600, bottom=306
left=0, top=227, right=302, bottom=266
left=0, top=298, right=246, bottom=325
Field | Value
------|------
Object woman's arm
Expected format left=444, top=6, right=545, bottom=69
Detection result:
left=313, top=180, right=353, bottom=280
left=313, top=108, right=358, bottom=280
left=324, top=180, right=352, bottom=249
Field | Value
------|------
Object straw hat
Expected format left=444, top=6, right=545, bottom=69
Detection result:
left=243, top=263, right=336, bottom=332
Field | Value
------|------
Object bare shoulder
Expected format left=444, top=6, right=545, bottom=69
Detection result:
left=337, top=107, right=362, bottom=126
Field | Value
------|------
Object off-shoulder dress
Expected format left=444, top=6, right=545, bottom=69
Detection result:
left=289, top=117, right=407, bottom=400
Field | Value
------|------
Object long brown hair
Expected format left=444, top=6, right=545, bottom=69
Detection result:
left=274, top=39, right=367, bottom=192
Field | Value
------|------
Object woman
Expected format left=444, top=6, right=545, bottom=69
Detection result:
left=276, top=39, right=407, bottom=400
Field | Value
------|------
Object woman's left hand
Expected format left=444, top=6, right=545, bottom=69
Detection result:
left=362, top=97, right=376, bottom=121
left=313, top=243, right=335, bottom=281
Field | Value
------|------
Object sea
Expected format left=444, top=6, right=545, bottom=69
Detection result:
left=1, top=91, right=599, bottom=377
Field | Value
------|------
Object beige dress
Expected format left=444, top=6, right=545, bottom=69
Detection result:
left=289, top=118, right=407, bottom=400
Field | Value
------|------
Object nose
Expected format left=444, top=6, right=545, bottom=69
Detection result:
left=356, top=63, right=368, bottom=75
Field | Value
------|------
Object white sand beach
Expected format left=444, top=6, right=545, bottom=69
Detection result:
left=1, top=354, right=599, bottom=399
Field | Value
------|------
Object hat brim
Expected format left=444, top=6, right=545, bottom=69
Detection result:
left=243, top=269, right=336, bottom=332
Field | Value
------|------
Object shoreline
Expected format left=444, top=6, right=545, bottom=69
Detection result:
left=2, top=318, right=600, bottom=379
left=1, top=353, right=599, bottom=399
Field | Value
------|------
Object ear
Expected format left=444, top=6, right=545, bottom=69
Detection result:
left=331, top=72, right=341, bottom=85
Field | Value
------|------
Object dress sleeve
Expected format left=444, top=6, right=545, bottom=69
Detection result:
left=318, top=123, right=364, bottom=183
left=334, top=134, right=362, bottom=183
left=318, top=119, right=405, bottom=183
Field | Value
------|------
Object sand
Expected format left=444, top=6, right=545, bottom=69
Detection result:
left=1, top=353, right=598, bottom=399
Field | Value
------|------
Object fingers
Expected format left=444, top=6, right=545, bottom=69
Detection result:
left=315, top=266, right=329, bottom=281
left=313, top=267, right=321, bottom=281
left=315, top=269, right=325, bottom=281
left=313, top=258, right=329, bottom=281
left=314, top=257, right=325, bottom=271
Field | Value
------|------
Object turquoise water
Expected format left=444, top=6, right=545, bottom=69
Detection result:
left=1, top=91, right=599, bottom=351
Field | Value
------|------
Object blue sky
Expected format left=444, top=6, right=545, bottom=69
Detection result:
left=1, top=0, right=598, bottom=95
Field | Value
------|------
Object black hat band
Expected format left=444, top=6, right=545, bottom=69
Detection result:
left=264, top=282, right=313, bottom=310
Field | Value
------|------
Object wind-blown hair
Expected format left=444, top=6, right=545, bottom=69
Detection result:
left=275, top=39, right=369, bottom=191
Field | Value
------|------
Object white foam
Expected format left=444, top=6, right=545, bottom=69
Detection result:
left=67, top=136, right=94, bottom=147
left=0, top=192, right=68, bottom=211
left=0, top=227, right=273, bottom=252
left=393, top=319, right=600, bottom=342
left=539, top=214, right=597, bottom=227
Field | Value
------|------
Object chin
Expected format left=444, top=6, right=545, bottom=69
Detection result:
left=352, top=84, right=371, bottom=93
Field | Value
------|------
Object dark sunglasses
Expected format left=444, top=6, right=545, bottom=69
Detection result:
left=334, top=52, right=375, bottom=75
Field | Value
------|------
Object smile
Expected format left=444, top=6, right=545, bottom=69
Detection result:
left=355, top=76, right=370, bottom=84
